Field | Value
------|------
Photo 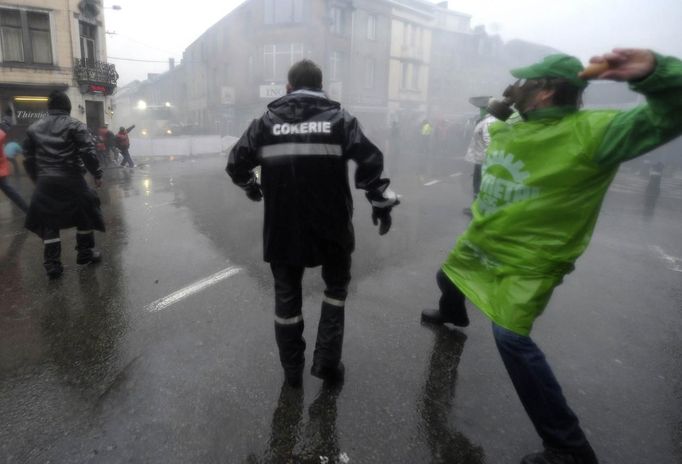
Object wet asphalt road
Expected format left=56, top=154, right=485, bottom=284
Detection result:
left=0, top=152, right=681, bottom=464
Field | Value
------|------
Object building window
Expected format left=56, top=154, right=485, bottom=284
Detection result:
left=329, top=51, right=343, bottom=81
left=403, top=23, right=411, bottom=46
left=330, top=7, right=344, bottom=35
left=79, top=21, right=97, bottom=65
left=367, top=14, right=376, bottom=40
left=411, top=63, right=420, bottom=90
left=264, top=0, right=304, bottom=25
left=0, top=8, right=53, bottom=65
left=263, top=43, right=304, bottom=81
left=364, top=58, right=375, bottom=88
left=401, top=62, right=419, bottom=91
left=28, top=12, right=52, bottom=64
left=0, top=9, right=23, bottom=62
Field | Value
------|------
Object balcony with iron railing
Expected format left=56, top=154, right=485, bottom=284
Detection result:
left=73, top=59, right=119, bottom=95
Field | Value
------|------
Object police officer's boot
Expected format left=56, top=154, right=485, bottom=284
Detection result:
left=311, top=299, right=345, bottom=383
left=43, top=238, right=63, bottom=279
left=275, top=321, right=305, bottom=388
left=76, top=230, right=102, bottom=265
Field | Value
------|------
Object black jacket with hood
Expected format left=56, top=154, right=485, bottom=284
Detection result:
left=227, top=89, right=396, bottom=266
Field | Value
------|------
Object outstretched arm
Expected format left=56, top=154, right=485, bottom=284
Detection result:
left=586, top=49, right=682, bottom=165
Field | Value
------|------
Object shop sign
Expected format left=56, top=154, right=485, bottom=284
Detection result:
left=88, top=84, right=107, bottom=94
left=16, top=110, right=48, bottom=122
left=14, top=100, right=48, bottom=123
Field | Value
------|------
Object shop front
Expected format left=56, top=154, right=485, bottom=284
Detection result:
left=0, top=84, right=68, bottom=139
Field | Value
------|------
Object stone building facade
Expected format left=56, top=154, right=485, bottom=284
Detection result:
left=0, top=0, right=118, bottom=136
left=113, top=0, right=555, bottom=139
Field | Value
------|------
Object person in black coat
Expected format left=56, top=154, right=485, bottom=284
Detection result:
left=227, top=60, right=400, bottom=387
left=23, top=91, right=105, bottom=279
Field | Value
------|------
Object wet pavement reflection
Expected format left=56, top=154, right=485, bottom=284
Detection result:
left=248, top=381, right=345, bottom=464
left=41, top=272, right=126, bottom=392
left=1, top=156, right=681, bottom=463
left=418, top=326, right=484, bottom=464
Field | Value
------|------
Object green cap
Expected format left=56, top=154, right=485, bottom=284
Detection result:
left=511, top=54, right=587, bottom=88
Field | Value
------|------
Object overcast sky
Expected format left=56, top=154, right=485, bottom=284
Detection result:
left=104, top=0, right=682, bottom=86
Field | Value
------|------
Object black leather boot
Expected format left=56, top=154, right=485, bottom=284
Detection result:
left=43, top=237, right=63, bottom=279
left=275, top=320, right=306, bottom=388
left=421, top=308, right=469, bottom=327
left=311, top=301, right=345, bottom=383
left=76, top=231, right=101, bottom=265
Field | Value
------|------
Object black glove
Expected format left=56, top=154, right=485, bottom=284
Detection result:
left=244, top=182, right=263, bottom=202
left=372, top=199, right=399, bottom=235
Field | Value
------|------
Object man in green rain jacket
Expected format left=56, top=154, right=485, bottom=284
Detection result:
left=421, top=49, right=682, bottom=464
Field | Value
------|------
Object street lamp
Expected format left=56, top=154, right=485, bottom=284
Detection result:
left=136, top=100, right=147, bottom=110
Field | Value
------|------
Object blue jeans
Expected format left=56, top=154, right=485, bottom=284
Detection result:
left=119, top=148, right=134, bottom=167
left=492, top=323, right=590, bottom=451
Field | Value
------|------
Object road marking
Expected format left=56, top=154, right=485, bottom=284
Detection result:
left=449, top=172, right=462, bottom=178
left=424, top=180, right=440, bottom=186
left=649, top=245, right=682, bottom=272
left=146, top=266, right=243, bottom=312
left=145, top=201, right=174, bottom=208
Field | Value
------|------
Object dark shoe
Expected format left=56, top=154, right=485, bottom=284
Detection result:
left=45, top=263, right=64, bottom=279
left=521, top=447, right=598, bottom=464
left=421, top=308, right=469, bottom=327
left=311, top=361, right=345, bottom=384
left=77, top=250, right=102, bottom=265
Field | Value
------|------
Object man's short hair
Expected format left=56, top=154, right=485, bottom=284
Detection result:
left=48, top=91, right=72, bottom=113
left=288, top=59, right=323, bottom=90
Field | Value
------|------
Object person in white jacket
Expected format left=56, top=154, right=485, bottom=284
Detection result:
left=463, top=98, right=497, bottom=215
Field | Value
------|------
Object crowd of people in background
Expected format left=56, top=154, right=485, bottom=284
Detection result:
left=0, top=110, right=136, bottom=223
left=89, top=124, right=136, bottom=168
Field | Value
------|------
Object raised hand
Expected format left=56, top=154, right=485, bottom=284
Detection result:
left=579, top=48, right=656, bottom=82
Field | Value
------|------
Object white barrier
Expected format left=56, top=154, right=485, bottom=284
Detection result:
left=127, top=135, right=238, bottom=157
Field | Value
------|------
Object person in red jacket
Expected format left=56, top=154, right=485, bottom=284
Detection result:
left=115, top=125, right=136, bottom=168
left=0, top=112, right=28, bottom=213
left=97, top=125, right=116, bottom=166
